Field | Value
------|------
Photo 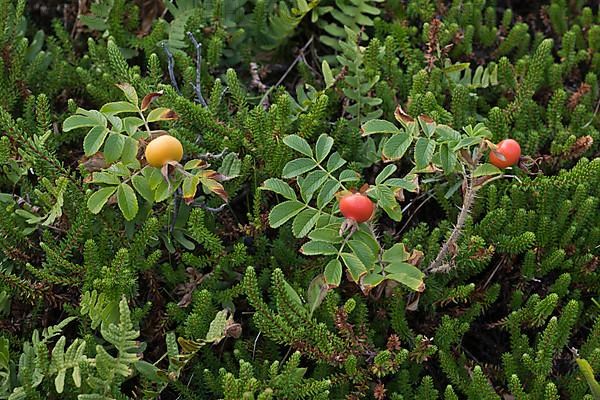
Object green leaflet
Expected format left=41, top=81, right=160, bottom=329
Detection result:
left=283, top=134, right=313, bottom=157
left=87, top=187, right=117, bottom=214
left=414, top=137, right=436, bottom=170
left=103, top=133, right=125, bottom=164
left=300, top=240, right=338, bottom=255
left=83, top=125, right=110, bottom=156
left=385, top=262, right=425, bottom=292
left=282, top=158, right=317, bottom=178
left=473, top=163, right=503, bottom=177
left=268, top=201, right=305, bottom=228
left=262, top=178, right=297, bottom=200
left=340, top=252, right=368, bottom=283
left=292, top=209, right=320, bottom=238
left=117, top=183, right=138, bottom=221
left=361, top=119, right=400, bottom=136
left=324, top=259, right=342, bottom=287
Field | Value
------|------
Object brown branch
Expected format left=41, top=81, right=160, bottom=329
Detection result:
left=426, top=174, right=477, bottom=274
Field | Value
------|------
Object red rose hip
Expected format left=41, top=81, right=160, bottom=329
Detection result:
left=489, top=139, right=521, bottom=168
left=339, top=193, right=375, bottom=223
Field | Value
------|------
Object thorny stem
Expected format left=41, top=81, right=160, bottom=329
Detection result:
left=186, top=32, right=208, bottom=107
left=426, top=143, right=488, bottom=274
left=426, top=174, right=476, bottom=274
left=424, top=169, right=513, bottom=271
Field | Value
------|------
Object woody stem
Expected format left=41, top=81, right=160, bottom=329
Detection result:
left=426, top=173, right=476, bottom=274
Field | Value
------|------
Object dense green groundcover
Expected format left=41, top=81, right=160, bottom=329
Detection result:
left=0, top=0, right=599, bottom=398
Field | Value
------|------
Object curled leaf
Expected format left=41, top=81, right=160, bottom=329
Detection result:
left=407, top=248, right=425, bottom=266
left=483, top=139, right=496, bottom=150
left=394, top=104, right=414, bottom=124
left=140, top=90, right=164, bottom=111
left=225, top=320, right=242, bottom=339
left=420, top=164, right=442, bottom=173
left=199, top=172, right=228, bottom=202
left=208, top=171, right=228, bottom=182
left=160, top=163, right=173, bottom=191
left=394, top=188, right=405, bottom=202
